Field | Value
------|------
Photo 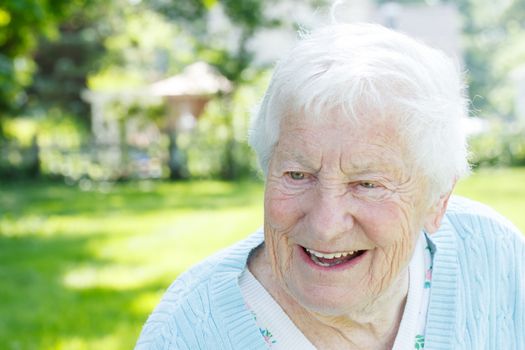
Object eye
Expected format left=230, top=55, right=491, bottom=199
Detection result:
left=288, top=171, right=306, bottom=180
left=351, top=179, right=392, bottom=201
left=359, top=181, right=376, bottom=189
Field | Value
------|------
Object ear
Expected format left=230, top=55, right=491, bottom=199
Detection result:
left=423, top=190, right=453, bottom=234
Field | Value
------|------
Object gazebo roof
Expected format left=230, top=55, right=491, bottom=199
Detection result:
left=149, top=61, right=232, bottom=97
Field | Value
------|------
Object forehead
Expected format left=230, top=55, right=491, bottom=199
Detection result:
left=275, top=112, right=410, bottom=171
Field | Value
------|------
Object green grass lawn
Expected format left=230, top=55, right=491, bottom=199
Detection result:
left=0, top=168, right=523, bottom=349
left=454, top=167, right=525, bottom=231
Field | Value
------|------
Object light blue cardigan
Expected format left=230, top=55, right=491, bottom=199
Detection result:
left=135, top=196, right=525, bottom=349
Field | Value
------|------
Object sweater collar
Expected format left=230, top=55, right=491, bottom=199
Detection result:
left=210, top=229, right=267, bottom=349
left=422, top=215, right=459, bottom=349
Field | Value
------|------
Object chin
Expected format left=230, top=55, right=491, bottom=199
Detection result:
left=278, top=249, right=371, bottom=316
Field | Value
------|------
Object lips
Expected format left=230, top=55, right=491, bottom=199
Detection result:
left=302, top=247, right=366, bottom=267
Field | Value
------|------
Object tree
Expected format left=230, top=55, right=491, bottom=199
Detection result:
left=27, top=9, right=108, bottom=123
left=143, top=0, right=281, bottom=179
left=0, top=0, right=113, bottom=139
left=0, top=2, right=54, bottom=137
left=456, top=0, right=525, bottom=120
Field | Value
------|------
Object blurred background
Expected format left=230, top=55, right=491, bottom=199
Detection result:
left=0, top=0, right=524, bottom=349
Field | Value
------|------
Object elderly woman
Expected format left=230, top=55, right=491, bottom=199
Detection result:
left=136, top=23, right=525, bottom=349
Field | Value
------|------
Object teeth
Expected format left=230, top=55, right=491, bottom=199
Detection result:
left=305, top=248, right=355, bottom=259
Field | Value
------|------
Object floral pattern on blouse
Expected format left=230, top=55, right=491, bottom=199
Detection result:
left=414, top=239, right=434, bottom=349
left=260, top=328, right=277, bottom=346
left=248, top=306, right=278, bottom=347
left=424, top=245, right=433, bottom=289
left=414, top=334, right=425, bottom=349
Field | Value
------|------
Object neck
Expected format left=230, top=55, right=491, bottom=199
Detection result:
left=248, top=244, right=409, bottom=349
left=306, top=276, right=408, bottom=349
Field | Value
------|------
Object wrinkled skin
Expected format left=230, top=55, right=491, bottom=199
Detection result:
left=250, top=111, right=449, bottom=348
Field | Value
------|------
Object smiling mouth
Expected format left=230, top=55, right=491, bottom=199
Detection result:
left=303, top=247, right=366, bottom=267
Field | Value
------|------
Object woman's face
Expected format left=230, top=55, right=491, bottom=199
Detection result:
left=264, top=112, right=437, bottom=316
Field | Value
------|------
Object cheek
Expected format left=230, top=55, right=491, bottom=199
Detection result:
left=264, top=188, right=307, bottom=281
left=358, top=201, right=415, bottom=246
left=361, top=201, right=421, bottom=287
left=264, top=187, right=305, bottom=231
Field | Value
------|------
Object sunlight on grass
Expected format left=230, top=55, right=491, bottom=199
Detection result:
left=50, top=327, right=133, bottom=350
left=129, top=291, right=165, bottom=315
left=62, top=206, right=264, bottom=291
left=454, top=167, right=525, bottom=231
left=62, top=265, right=161, bottom=291
left=0, top=179, right=264, bottom=350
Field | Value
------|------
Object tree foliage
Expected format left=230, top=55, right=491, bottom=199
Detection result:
left=0, top=0, right=73, bottom=115
left=146, top=0, right=279, bottom=82
left=0, top=0, right=113, bottom=140
left=142, top=0, right=284, bottom=179
left=456, top=0, right=525, bottom=119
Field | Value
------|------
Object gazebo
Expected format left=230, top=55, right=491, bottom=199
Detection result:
left=149, top=62, right=232, bottom=179
left=82, top=62, right=232, bottom=180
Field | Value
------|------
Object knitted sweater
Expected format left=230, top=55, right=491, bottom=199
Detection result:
left=135, top=196, right=525, bottom=349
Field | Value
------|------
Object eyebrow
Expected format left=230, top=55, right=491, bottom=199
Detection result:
left=342, top=157, right=407, bottom=179
left=275, top=144, right=407, bottom=177
left=276, top=149, right=321, bottom=171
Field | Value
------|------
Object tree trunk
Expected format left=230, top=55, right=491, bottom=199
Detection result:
left=168, top=131, right=186, bottom=180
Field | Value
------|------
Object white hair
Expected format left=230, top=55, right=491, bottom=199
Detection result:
left=248, top=23, right=470, bottom=200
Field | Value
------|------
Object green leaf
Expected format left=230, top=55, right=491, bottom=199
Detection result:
left=202, top=0, right=217, bottom=10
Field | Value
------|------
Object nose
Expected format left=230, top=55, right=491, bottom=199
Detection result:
left=306, top=191, right=355, bottom=242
